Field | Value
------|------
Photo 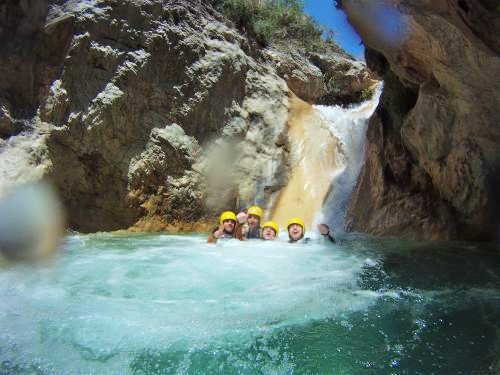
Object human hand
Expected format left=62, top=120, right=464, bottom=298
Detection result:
left=213, top=226, right=224, bottom=238
left=237, top=212, right=248, bottom=224
left=317, top=224, right=330, bottom=235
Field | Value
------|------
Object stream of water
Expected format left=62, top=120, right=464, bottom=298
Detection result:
left=314, top=84, right=382, bottom=233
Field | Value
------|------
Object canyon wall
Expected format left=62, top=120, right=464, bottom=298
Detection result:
left=340, top=0, right=500, bottom=240
left=0, top=0, right=370, bottom=233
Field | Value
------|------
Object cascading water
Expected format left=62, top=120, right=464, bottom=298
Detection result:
left=270, top=93, right=345, bottom=230
left=314, top=84, right=383, bottom=234
left=269, top=86, right=381, bottom=235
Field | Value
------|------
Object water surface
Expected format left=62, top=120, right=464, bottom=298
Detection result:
left=0, top=234, right=498, bottom=374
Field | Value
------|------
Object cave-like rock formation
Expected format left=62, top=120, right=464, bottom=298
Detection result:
left=340, top=0, right=500, bottom=240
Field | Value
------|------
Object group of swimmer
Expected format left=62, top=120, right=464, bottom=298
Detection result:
left=207, top=206, right=335, bottom=244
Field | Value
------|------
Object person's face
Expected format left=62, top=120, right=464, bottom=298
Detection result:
left=288, top=224, right=303, bottom=241
left=262, top=227, right=276, bottom=240
left=223, top=219, right=235, bottom=233
left=247, top=214, right=260, bottom=228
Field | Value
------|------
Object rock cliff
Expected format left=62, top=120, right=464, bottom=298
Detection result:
left=340, top=0, right=500, bottom=240
left=0, top=0, right=370, bottom=233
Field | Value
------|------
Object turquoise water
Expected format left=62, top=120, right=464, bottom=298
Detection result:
left=0, top=233, right=499, bottom=374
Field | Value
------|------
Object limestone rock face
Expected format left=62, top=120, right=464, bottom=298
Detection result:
left=0, top=0, right=49, bottom=119
left=0, top=0, right=366, bottom=233
left=308, top=52, right=374, bottom=105
left=263, top=50, right=326, bottom=104
left=263, top=49, right=373, bottom=105
left=341, top=0, right=500, bottom=240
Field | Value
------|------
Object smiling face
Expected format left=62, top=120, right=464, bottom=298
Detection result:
left=222, top=219, right=236, bottom=234
left=262, top=226, right=276, bottom=240
left=288, top=224, right=303, bottom=241
left=247, top=214, right=260, bottom=228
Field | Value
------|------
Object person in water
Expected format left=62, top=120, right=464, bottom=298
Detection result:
left=207, top=211, right=242, bottom=243
left=261, top=221, right=279, bottom=240
left=236, top=206, right=263, bottom=240
left=287, top=217, right=308, bottom=243
left=287, top=218, right=336, bottom=244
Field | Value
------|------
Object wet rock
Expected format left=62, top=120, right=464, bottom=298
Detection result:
left=0, top=0, right=49, bottom=117
left=0, top=101, right=22, bottom=139
left=341, top=0, right=500, bottom=240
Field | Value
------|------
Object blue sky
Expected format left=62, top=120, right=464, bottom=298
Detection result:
left=303, top=0, right=365, bottom=60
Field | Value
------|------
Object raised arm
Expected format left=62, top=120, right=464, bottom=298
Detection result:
left=234, top=211, right=248, bottom=240
left=207, top=226, right=223, bottom=244
left=317, top=224, right=336, bottom=244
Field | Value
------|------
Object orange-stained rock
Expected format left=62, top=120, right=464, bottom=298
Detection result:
left=127, top=216, right=213, bottom=234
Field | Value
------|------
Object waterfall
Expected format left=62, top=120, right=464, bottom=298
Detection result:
left=271, top=93, right=346, bottom=231
left=314, top=84, right=383, bottom=234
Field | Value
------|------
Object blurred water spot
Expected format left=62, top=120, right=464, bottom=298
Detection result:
left=344, top=1, right=409, bottom=49
left=0, top=181, right=65, bottom=262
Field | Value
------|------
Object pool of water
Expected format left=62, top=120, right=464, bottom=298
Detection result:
left=0, top=233, right=499, bottom=374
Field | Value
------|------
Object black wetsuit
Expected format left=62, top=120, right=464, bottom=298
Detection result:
left=288, top=237, right=310, bottom=244
left=220, top=232, right=235, bottom=240
left=289, top=234, right=335, bottom=244
left=210, top=227, right=235, bottom=241
left=322, top=233, right=336, bottom=243
left=246, top=226, right=261, bottom=239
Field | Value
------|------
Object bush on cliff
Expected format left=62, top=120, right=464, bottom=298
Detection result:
left=209, top=0, right=339, bottom=50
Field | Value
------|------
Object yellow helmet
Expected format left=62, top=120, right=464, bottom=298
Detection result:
left=247, top=206, right=263, bottom=219
left=219, top=211, right=237, bottom=225
left=287, top=217, right=305, bottom=233
left=262, top=221, right=279, bottom=235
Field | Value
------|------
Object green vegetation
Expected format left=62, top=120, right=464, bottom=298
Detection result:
left=208, top=0, right=339, bottom=50
left=359, top=87, right=375, bottom=101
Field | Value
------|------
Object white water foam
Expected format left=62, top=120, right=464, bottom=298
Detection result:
left=0, top=234, right=383, bottom=373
